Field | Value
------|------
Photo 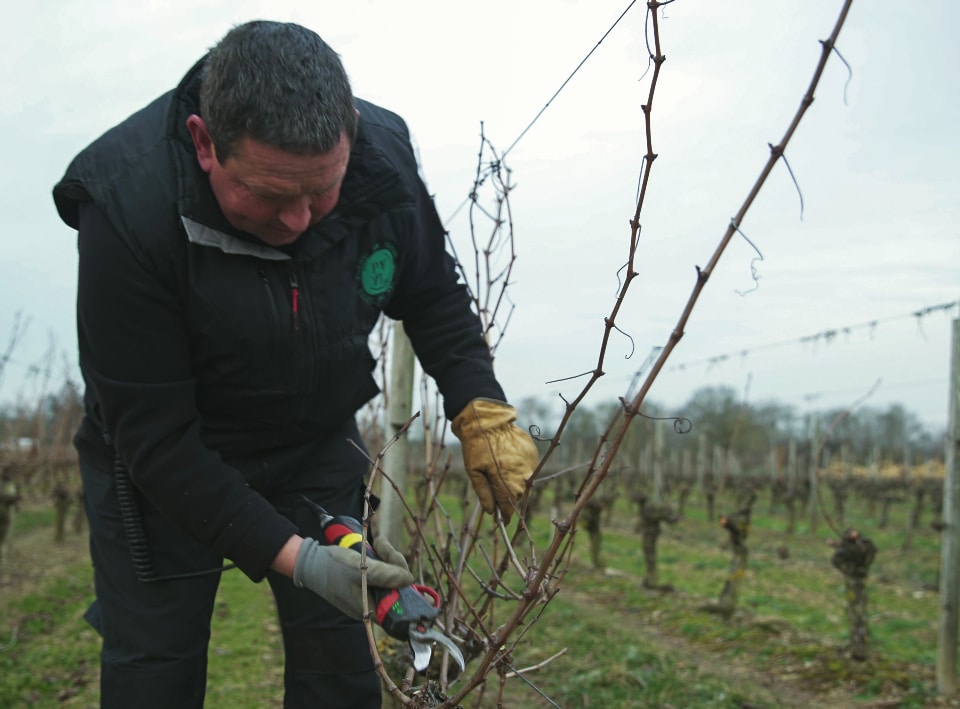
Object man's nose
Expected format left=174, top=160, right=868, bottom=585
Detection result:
left=277, top=197, right=312, bottom=233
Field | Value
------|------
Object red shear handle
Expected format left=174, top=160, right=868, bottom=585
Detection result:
left=412, top=584, right=441, bottom=608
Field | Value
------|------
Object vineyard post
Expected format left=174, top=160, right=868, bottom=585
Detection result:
left=695, top=433, right=707, bottom=502
left=837, top=444, right=851, bottom=527
left=937, top=309, right=960, bottom=694
left=786, top=439, right=798, bottom=534
left=808, top=417, right=821, bottom=535
left=378, top=322, right=416, bottom=546
left=653, top=419, right=665, bottom=504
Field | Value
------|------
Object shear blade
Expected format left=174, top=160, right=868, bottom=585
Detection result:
left=410, top=638, right=433, bottom=672
left=409, top=627, right=466, bottom=672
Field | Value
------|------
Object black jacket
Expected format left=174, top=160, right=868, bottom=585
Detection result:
left=53, top=57, right=503, bottom=580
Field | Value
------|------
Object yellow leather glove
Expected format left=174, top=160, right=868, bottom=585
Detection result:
left=452, top=398, right=539, bottom=521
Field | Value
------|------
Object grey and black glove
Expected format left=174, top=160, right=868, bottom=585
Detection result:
left=292, top=536, right=414, bottom=620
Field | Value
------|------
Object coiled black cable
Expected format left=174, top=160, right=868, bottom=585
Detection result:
left=112, top=453, right=236, bottom=582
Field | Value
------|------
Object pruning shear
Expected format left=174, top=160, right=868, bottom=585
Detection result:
left=299, top=498, right=465, bottom=672
left=374, top=581, right=465, bottom=672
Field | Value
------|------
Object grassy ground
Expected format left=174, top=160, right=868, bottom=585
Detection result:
left=0, top=508, right=286, bottom=709
left=1, top=490, right=957, bottom=708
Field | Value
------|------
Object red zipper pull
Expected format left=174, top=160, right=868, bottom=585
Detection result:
left=289, top=273, right=301, bottom=331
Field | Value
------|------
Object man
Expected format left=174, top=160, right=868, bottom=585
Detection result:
left=53, top=21, right=538, bottom=709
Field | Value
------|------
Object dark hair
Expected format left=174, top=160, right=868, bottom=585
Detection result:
left=199, top=21, right=357, bottom=163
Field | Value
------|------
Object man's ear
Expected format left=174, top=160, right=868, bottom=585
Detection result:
left=186, top=114, right=216, bottom=173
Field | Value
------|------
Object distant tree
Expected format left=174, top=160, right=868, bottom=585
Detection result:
left=680, top=386, right=781, bottom=468
left=562, top=405, right=603, bottom=464
left=516, top=395, right=556, bottom=443
left=753, top=400, right=799, bottom=446
left=823, top=403, right=937, bottom=465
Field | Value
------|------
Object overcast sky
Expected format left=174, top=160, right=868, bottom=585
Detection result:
left=2, top=1, right=957, bottom=434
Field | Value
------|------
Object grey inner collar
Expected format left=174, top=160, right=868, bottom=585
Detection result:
left=181, top=216, right=291, bottom=261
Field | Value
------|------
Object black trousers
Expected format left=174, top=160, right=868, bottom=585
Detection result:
left=80, top=421, right=381, bottom=709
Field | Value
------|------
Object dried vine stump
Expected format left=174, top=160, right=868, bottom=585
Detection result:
left=705, top=493, right=756, bottom=618
left=636, top=493, right=679, bottom=591
left=582, top=498, right=605, bottom=570
left=0, top=481, right=20, bottom=566
left=830, top=527, right=877, bottom=661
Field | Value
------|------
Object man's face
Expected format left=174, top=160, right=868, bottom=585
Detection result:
left=187, top=115, right=350, bottom=247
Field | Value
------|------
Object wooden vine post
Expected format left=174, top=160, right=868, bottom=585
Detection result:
left=937, top=308, right=960, bottom=694
left=379, top=322, right=416, bottom=546
left=902, top=461, right=927, bottom=553
left=830, top=444, right=851, bottom=528
left=652, top=420, right=665, bottom=504
left=807, top=419, right=821, bottom=535
left=784, top=439, right=798, bottom=534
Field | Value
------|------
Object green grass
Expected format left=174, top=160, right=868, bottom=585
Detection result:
left=0, top=569, right=99, bottom=707
left=484, top=489, right=943, bottom=705
left=0, top=546, right=285, bottom=708
left=475, top=593, right=753, bottom=709
left=6, top=506, right=57, bottom=535
left=0, top=487, right=948, bottom=708
left=204, top=571, right=284, bottom=708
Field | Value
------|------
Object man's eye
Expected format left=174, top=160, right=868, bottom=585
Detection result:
left=242, top=185, right=269, bottom=202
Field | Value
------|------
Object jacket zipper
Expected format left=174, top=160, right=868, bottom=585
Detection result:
left=289, top=272, right=301, bottom=331
left=288, top=265, right=311, bottom=419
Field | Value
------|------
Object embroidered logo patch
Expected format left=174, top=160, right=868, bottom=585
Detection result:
left=357, top=244, right=396, bottom=303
